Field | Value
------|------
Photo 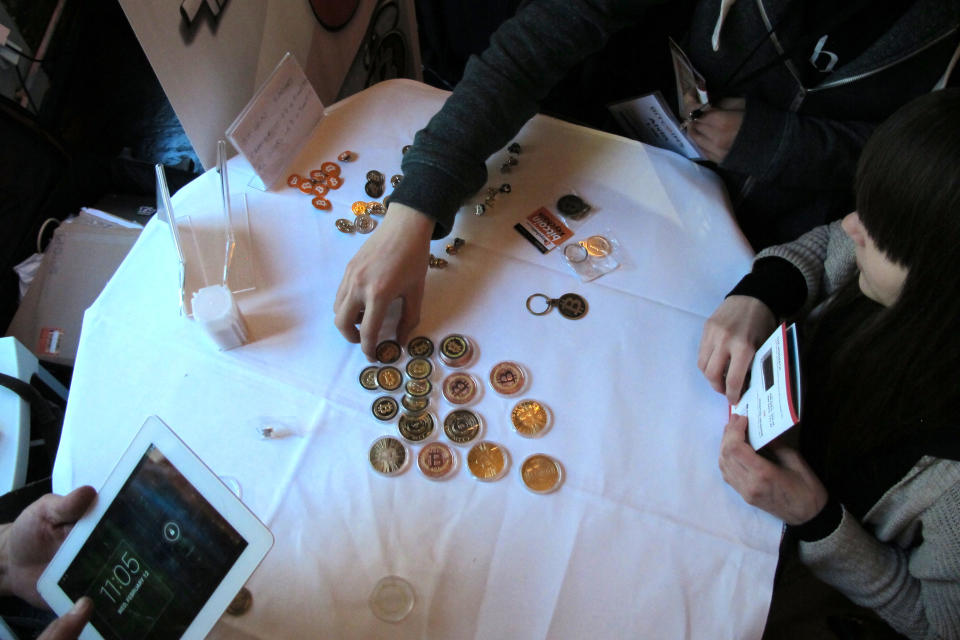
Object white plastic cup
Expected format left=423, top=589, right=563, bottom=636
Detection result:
left=191, top=284, right=249, bottom=350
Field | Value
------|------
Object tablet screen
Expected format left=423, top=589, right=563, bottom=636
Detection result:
left=56, top=444, right=248, bottom=639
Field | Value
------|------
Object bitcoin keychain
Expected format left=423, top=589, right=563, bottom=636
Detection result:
left=525, top=293, right=588, bottom=320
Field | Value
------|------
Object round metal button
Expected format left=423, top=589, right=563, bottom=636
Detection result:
left=336, top=218, right=355, bottom=233
left=366, top=170, right=385, bottom=183
left=352, top=201, right=368, bottom=216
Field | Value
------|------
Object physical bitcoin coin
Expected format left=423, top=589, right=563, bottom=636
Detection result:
left=406, top=357, right=433, bottom=380
left=359, top=366, right=379, bottom=391
left=376, top=366, right=403, bottom=391
left=372, top=396, right=399, bottom=421
left=443, top=409, right=482, bottom=445
left=407, top=336, right=434, bottom=358
left=489, top=361, right=526, bottom=396
left=442, top=372, right=479, bottom=405
left=467, top=441, right=509, bottom=481
left=510, top=399, right=552, bottom=437
left=417, top=442, right=456, bottom=480
left=401, top=394, right=430, bottom=414
left=376, top=340, right=402, bottom=364
left=369, top=436, right=408, bottom=475
left=439, top=334, right=473, bottom=367
left=398, top=412, right=435, bottom=443
left=521, top=454, right=563, bottom=493
left=405, top=378, right=432, bottom=398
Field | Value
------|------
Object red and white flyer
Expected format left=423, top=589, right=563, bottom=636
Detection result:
left=730, top=323, right=802, bottom=449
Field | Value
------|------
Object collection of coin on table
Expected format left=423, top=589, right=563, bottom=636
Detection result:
left=285, top=147, right=464, bottom=266
left=361, top=334, right=564, bottom=494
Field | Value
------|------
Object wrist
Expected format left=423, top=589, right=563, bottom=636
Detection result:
left=383, top=203, right=437, bottom=239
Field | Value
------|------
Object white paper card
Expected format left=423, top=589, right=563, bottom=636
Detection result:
left=608, top=91, right=704, bottom=160
left=731, top=323, right=802, bottom=449
left=226, top=52, right=325, bottom=190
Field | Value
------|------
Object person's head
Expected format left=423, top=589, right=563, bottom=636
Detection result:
left=809, top=89, right=960, bottom=469
left=848, top=88, right=960, bottom=309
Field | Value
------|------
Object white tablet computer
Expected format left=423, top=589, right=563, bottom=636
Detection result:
left=37, top=416, right=274, bottom=639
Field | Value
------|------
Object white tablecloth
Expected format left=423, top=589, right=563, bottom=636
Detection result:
left=54, top=79, right=780, bottom=639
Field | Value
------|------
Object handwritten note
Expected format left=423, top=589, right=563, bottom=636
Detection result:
left=226, top=52, right=325, bottom=189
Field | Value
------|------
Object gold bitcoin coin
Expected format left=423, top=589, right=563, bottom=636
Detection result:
left=467, top=441, right=509, bottom=481
left=520, top=454, right=563, bottom=493
left=510, top=400, right=551, bottom=437
left=376, top=366, right=403, bottom=391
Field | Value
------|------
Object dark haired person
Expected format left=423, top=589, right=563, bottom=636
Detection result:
left=0, top=487, right=96, bottom=640
left=698, top=89, right=960, bottom=638
left=334, top=0, right=960, bottom=360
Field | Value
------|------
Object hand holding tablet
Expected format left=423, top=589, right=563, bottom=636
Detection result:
left=37, top=416, right=273, bottom=640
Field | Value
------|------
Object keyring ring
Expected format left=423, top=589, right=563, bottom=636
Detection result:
left=525, top=293, right=552, bottom=316
left=563, top=243, right=589, bottom=263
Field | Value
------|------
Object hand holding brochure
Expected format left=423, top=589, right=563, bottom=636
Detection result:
left=730, top=323, right=802, bottom=449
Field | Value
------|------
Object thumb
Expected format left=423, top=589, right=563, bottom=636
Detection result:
left=38, top=597, right=93, bottom=640
left=49, top=486, right=97, bottom=525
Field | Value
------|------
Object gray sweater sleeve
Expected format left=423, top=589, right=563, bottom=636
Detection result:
left=389, top=0, right=651, bottom=237
left=754, top=219, right=857, bottom=315
left=798, top=459, right=960, bottom=639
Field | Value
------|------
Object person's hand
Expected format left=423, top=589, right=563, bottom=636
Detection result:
left=719, top=415, right=828, bottom=525
left=698, top=295, right=777, bottom=404
left=37, top=597, right=93, bottom=640
left=333, top=202, right=435, bottom=360
left=0, top=486, right=96, bottom=608
left=687, top=97, right=746, bottom=164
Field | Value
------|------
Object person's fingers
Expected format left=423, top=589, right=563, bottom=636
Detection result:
left=47, top=487, right=96, bottom=527
left=702, top=346, right=729, bottom=395
left=696, top=326, right=715, bottom=372
left=38, top=597, right=92, bottom=640
left=358, top=299, right=389, bottom=361
left=725, top=347, right=754, bottom=405
left=396, top=284, right=424, bottom=347
left=333, top=294, right=363, bottom=344
left=688, top=126, right=723, bottom=163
